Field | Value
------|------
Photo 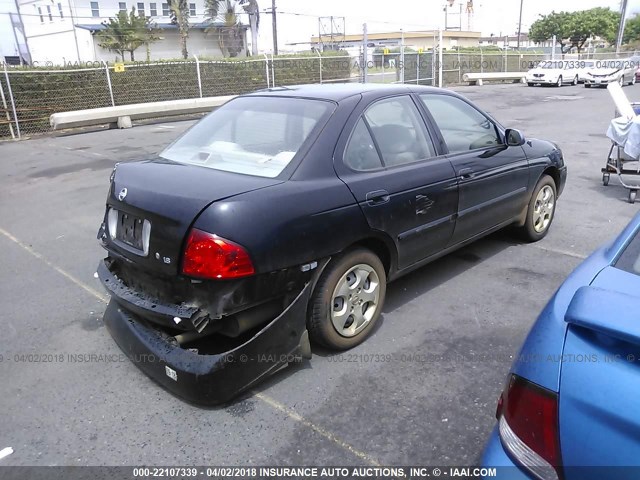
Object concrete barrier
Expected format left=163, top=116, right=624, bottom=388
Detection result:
left=49, top=95, right=237, bottom=130
left=462, top=72, right=526, bottom=86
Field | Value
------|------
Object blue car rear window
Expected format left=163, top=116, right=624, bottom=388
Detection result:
left=615, top=234, right=640, bottom=275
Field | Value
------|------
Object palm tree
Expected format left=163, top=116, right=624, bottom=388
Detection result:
left=204, top=0, right=257, bottom=56
left=97, top=7, right=160, bottom=61
left=240, top=0, right=259, bottom=56
left=169, top=0, right=190, bottom=59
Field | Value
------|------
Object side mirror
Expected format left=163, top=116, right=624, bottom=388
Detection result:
left=505, top=128, right=526, bottom=147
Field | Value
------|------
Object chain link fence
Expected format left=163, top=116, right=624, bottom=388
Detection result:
left=0, top=48, right=637, bottom=140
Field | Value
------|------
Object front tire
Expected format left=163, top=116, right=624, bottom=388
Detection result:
left=308, top=249, right=386, bottom=350
left=518, top=175, right=557, bottom=242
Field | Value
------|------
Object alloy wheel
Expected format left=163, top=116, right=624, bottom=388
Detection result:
left=533, top=185, right=555, bottom=233
left=330, top=264, right=381, bottom=337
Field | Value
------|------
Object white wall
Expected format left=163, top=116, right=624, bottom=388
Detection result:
left=92, top=30, right=230, bottom=62
left=14, top=0, right=245, bottom=65
left=0, top=0, right=20, bottom=58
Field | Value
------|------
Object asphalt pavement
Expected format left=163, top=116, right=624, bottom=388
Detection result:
left=0, top=82, right=637, bottom=468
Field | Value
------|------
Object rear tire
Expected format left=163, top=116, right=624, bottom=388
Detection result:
left=308, top=249, right=386, bottom=350
left=517, top=175, right=557, bottom=242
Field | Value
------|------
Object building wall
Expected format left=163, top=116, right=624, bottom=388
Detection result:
left=0, top=1, right=20, bottom=59
left=14, top=0, right=237, bottom=64
left=93, top=30, right=228, bottom=62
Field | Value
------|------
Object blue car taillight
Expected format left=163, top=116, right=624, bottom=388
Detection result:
left=497, top=374, right=562, bottom=480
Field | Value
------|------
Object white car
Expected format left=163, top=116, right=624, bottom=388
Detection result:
left=577, top=60, right=597, bottom=83
left=525, top=60, right=580, bottom=87
left=583, top=59, right=637, bottom=88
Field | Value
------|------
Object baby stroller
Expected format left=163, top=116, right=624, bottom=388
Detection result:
left=603, top=102, right=640, bottom=203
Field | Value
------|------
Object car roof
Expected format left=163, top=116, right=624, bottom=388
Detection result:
left=242, top=83, right=444, bottom=102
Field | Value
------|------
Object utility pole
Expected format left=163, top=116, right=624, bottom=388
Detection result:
left=517, top=0, right=524, bottom=50
left=616, top=0, right=629, bottom=55
left=271, top=0, right=278, bottom=55
left=363, top=23, right=368, bottom=83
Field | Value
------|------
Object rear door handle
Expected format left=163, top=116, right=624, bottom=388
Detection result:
left=458, top=168, right=475, bottom=180
left=366, top=190, right=390, bottom=206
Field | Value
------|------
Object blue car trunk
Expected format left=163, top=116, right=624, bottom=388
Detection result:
left=559, top=266, right=640, bottom=478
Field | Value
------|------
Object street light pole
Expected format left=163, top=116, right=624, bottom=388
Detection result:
left=616, top=0, right=629, bottom=55
left=517, top=0, right=524, bottom=50
left=271, top=0, right=278, bottom=55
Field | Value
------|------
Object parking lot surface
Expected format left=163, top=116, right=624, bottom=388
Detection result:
left=1, top=83, right=638, bottom=467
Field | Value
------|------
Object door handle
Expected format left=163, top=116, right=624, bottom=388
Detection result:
left=366, top=190, right=390, bottom=206
left=458, top=168, right=475, bottom=180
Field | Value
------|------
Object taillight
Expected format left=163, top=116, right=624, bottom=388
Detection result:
left=181, top=228, right=255, bottom=280
left=497, top=374, right=561, bottom=480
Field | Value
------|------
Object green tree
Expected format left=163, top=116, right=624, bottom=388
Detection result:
left=169, top=0, right=190, bottom=59
left=624, top=14, right=640, bottom=45
left=97, top=7, right=160, bottom=61
left=203, top=0, right=248, bottom=57
left=529, top=8, right=619, bottom=54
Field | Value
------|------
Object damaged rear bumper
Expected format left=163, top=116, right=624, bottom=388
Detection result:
left=102, top=280, right=313, bottom=405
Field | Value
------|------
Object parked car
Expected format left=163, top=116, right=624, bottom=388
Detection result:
left=526, top=61, right=580, bottom=87
left=577, top=60, right=597, bottom=83
left=627, top=55, right=640, bottom=82
left=583, top=59, right=637, bottom=88
left=481, top=213, right=640, bottom=480
left=96, top=84, right=567, bottom=404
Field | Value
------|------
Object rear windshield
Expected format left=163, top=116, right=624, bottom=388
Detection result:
left=160, top=96, right=333, bottom=178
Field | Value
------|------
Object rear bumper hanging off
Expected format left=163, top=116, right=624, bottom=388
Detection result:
left=102, top=280, right=313, bottom=405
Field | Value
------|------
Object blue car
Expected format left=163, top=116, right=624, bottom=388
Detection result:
left=481, top=213, right=640, bottom=480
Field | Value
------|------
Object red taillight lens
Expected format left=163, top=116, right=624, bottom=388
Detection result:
left=181, top=228, right=255, bottom=280
left=502, top=375, right=560, bottom=466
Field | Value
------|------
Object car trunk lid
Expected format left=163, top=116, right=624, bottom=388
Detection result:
left=559, top=266, right=640, bottom=479
left=102, top=158, right=283, bottom=276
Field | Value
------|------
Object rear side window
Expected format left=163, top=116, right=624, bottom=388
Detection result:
left=344, top=118, right=383, bottom=171
left=364, top=96, right=436, bottom=167
left=419, top=94, right=501, bottom=154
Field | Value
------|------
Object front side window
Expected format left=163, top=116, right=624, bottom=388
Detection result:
left=362, top=96, right=435, bottom=167
left=419, top=94, right=501, bottom=153
left=160, top=97, right=333, bottom=178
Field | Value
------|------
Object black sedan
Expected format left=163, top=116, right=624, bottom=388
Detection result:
left=96, top=84, right=567, bottom=404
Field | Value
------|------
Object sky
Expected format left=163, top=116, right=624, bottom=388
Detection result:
left=1, top=0, right=639, bottom=55
left=254, top=0, right=640, bottom=52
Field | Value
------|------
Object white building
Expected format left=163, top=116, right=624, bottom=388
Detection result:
left=1, top=0, right=31, bottom=64
left=9, top=0, right=248, bottom=65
